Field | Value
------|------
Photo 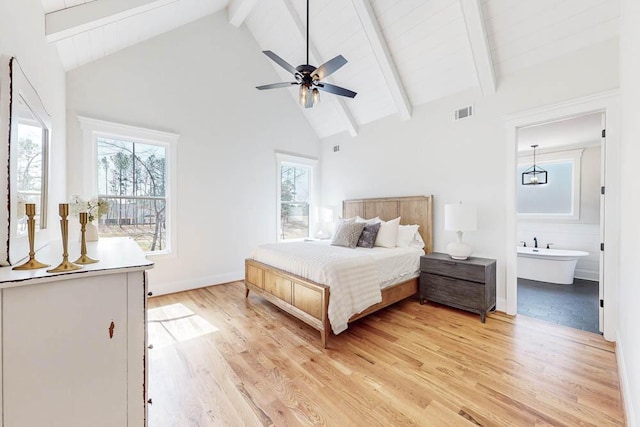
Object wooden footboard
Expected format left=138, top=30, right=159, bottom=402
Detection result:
left=245, top=259, right=331, bottom=347
left=245, top=259, right=418, bottom=348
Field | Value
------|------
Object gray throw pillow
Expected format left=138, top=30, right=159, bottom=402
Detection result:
left=357, top=222, right=381, bottom=248
left=331, top=222, right=367, bottom=249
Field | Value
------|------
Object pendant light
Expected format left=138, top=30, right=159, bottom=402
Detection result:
left=522, top=144, right=548, bottom=185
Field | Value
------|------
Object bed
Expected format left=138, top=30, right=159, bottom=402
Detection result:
left=245, top=195, right=434, bottom=348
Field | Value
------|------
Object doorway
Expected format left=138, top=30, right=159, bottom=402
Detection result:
left=515, top=112, right=603, bottom=334
left=503, top=90, right=620, bottom=341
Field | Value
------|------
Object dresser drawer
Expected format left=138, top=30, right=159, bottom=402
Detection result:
left=420, top=273, right=484, bottom=309
left=420, top=257, right=485, bottom=282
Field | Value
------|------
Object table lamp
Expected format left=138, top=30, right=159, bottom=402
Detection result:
left=444, top=202, right=477, bottom=260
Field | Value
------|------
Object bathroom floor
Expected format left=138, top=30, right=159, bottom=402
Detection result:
left=517, top=278, right=600, bottom=334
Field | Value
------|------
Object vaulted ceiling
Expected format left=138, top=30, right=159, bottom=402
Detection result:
left=42, top=0, right=620, bottom=139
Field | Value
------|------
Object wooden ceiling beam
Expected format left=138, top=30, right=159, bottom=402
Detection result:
left=281, top=0, right=359, bottom=137
left=460, top=0, right=496, bottom=95
left=227, top=0, right=258, bottom=28
left=351, top=0, right=412, bottom=121
left=45, top=0, right=176, bottom=43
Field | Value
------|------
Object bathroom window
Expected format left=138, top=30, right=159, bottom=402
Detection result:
left=517, top=149, right=583, bottom=220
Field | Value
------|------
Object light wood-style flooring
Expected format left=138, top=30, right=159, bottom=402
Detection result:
left=147, top=282, right=625, bottom=426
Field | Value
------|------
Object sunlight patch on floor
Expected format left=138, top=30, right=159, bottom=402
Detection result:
left=148, top=303, right=218, bottom=348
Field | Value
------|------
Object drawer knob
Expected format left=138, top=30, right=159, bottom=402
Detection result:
left=147, top=398, right=153, bottom=405
left=147, top=291, right=153, bottom=297
left=148, top=344, right=154, bottom=350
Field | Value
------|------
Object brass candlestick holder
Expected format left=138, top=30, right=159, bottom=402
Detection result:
left=13, top=203, right=49, bottom=270
left=47, top=203, right=82, bottom=273
left=74, top=212, right=98, bottom=265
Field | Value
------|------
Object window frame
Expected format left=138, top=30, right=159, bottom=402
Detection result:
left=275, top=152, right=318, bottom=242
left=517, top=148, right=583, bottom=221
left=78, top=116, right=178, bottom=256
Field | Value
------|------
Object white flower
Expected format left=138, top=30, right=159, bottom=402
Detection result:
left=69, top=195, right=110, bottom=222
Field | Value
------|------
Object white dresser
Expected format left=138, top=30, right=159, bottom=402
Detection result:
left=0, top=237, right=154, bottom=427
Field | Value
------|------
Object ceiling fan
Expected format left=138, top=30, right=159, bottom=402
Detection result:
left=256, top=0, right=357, bottom=108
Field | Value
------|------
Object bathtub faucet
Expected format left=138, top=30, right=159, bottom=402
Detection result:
left=533, top=237, right=538, bottom=248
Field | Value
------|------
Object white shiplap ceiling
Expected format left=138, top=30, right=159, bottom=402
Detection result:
left=482, top=0, right=620, bottom=76
left=42, top=0, right=621, bottom=139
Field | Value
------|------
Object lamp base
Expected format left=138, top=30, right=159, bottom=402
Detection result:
left=446, top=241, right=472, bottom=260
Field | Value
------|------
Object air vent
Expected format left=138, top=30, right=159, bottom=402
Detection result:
left=454, top=105, right=473, bottom=121
left=333, top=145, right=340, bottom=152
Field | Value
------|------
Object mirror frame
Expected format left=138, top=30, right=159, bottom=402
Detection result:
left=0, top=56, right=50, bottom=266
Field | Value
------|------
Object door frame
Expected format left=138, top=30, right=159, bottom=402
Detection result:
left=504, top=90, right=620, bottom=341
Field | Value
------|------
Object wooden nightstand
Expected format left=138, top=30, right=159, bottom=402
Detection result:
left=419, top=252, right=496, bottom=322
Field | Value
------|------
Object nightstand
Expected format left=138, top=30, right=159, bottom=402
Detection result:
left=419, top=252, right=496, bottom=322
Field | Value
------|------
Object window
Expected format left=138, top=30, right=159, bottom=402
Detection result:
left=517, top=149, right=583, bottom=220
left=79, top=117, right=178, bottom=254
left=276, top=153, right=317, bottom=241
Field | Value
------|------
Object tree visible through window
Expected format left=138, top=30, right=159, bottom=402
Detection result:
left=97, top=137, right=167, bottom=252
left=279, top=163, right=311, bottom=240
left=16, top=122, right=45, bottom=233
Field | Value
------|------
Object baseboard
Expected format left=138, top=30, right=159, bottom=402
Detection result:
left=151, top=271, right=244, bottom=296
left=616, top=331, right=638, bottom=427
left=574, top=269, right=599, bottom=282
left=496, top=297, right=507, bottom=313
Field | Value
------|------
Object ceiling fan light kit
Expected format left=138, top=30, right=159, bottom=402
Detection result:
left=256, top=0, right=356, bottom=109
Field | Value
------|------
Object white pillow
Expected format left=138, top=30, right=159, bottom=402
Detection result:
left=396, top=224, right=420, bottom=248
left=411, top=232, right=426, bottom=249
left=374, top=217, right=401, bottom=248
left=355, top=216, right=381, bottom=224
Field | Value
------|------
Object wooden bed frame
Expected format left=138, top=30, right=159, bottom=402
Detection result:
left=245, top=195, right=434, bottom=348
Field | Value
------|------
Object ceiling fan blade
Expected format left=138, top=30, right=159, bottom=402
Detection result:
left=262, top=50, right=298, bottom=75
left=316, top=83, right=357, bottom=98
left=256, top=82, right=298, bottom=90
left=313, top=55, right=347, bottom=80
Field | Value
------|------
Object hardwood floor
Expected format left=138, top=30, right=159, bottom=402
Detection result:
left=147, top=282, right=625, bottom=426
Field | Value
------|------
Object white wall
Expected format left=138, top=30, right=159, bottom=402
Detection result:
left=617, top=0, right=640, bottom=424
left=320, top=37, right=619, bottom=312
left=66, top=11, right=320, bottom=295
left=518, top=145, right=601, bottom=280
left=0, top=0, right=67, bottom=240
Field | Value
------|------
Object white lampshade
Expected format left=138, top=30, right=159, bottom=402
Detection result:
left=444, top=203, right=477, bottom=232
left=444, top=202, right=477, bottom=260
left=314, top=206, right=336, bottom=239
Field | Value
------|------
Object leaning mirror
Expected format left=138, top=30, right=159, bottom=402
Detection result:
left=0, top=57, right=50, bottom=265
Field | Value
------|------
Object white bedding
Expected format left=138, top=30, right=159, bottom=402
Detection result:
left=252, top=241, right=424, bottom=334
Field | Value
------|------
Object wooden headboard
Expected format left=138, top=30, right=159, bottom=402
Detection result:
left=343, top=195, right=434, bottom=254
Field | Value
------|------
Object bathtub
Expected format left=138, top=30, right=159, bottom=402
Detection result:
left=517, top=247, right=589, bottom=285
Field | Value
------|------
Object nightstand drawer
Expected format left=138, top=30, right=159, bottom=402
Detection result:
left=419, top=257, right=485, bottom=282
left=420, top=273, right=484, bottom=308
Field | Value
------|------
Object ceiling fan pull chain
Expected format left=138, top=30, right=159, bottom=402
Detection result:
left=306, top=0, right=310, bottom=65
